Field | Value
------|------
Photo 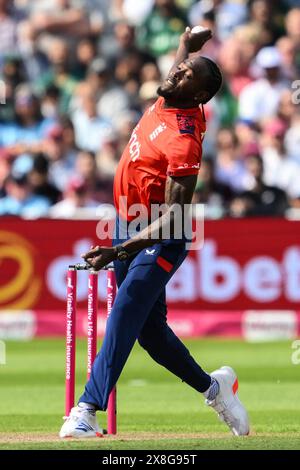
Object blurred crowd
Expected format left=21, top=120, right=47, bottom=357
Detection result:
left=0, top=0, right=299, bottom=219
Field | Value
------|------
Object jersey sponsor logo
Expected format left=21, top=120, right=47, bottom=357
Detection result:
left=149, top=122, right=167, bottom=141
left=129, top=124, right=141, bottom=162
left=176, top=114, right=196, bottom=135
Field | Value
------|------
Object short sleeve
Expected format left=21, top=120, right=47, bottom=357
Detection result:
left=165, top=134, right=202, bottom=177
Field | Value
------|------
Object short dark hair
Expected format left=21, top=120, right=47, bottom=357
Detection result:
left=33, top=153, right=49, bottom=174
left=202, top=57, right=223, bottom=104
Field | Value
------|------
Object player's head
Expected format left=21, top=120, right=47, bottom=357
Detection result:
left=157, top=56, right=222, bottom=107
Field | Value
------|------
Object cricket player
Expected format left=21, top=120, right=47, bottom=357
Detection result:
left=60, top=27, right=249, bottom=438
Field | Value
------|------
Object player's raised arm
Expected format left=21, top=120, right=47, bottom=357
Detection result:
left=168, top=26, right=213, bottom=76
left=81, top=30, right=223, bottom=271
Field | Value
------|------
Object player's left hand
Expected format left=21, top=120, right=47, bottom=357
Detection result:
left=81, top=245, right=117, bottom=271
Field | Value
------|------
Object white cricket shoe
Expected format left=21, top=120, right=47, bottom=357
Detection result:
left=206, top=366, right=249, bottom=436
left=59, top=406, right=103, bottom=438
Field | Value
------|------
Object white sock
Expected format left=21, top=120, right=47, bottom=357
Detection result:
left=78, top=402, right=96, bottom=414
left=203, top=377, right=220, bottom=401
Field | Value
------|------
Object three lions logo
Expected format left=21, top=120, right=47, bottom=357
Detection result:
left=176, top=114, right=196, bottom=135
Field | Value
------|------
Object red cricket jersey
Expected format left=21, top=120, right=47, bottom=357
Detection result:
left=114, top=97, right=206, bottom=221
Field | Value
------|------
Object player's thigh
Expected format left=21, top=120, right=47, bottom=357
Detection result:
left=113, top=259, right=129, bottom=288
left=114, top=242, right=187, bottom=313
left=128, top=241, right=188, bottom=276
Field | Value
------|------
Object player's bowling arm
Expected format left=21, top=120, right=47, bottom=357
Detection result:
left=82, top=175, right=197, bottom=269
left=121, top=174, right=197, bottom=253
left=169, top=28, right=212, bottom=75
left=165, top=174, right=197, bottom=207
left=169, top=31, right=190, bottom=75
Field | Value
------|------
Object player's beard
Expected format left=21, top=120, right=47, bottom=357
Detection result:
left=157, top=79, right=179, bottom=99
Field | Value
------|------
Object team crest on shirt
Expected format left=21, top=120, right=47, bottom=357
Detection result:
left=176, top=114, right=196, bottom=135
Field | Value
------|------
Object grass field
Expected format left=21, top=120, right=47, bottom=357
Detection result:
left=0, top=338, right=299, bottom=450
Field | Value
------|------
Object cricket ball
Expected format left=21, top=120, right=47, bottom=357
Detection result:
left=191, top=26, right=209, bottom=34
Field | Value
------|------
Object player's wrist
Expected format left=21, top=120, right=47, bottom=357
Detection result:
left=114, top=245, right=130, bottom=262
left=179, top=32, right=190, bottom=47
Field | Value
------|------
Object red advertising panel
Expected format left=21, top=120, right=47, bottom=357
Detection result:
left=0, top=217, right=300, bottom=338
left=0, top=217, right=300, bottom=311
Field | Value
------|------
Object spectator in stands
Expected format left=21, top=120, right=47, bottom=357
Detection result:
left=238, top=46, right=289, bottom=123
left=96, top=110, right=140, bottom=179
left=70, top=36, right=97, bottom=81
left=85, top=58, right=130, bottom=125
left=1, top=54, right=26, bottom=91
left=27, top=153, right=61, bottom=205
left=229, top=154, right=288, bottom=217
left=40, top=85, right=61, bottom=121
left=248, top=0, right=284, bottom=46
left=75, top=150, right=113, bottom=204
left=276, top=36, right=298, bottom=80
left=0, top=149, right=13, bottom=197
left=34, top=37, right=78, bottom=114
left=0, top=55, right=26, bottom=123
left=217, top=36, right=253, bottom=127
left=215, top=128, right=250, bottom=192
left=17, top=20, right=49, bottom=82
left=235, top=120, right=260, bottom=159
left=114, top=50, right=145, bottom=105
left=48, top=177, right=99, bottom=219
left=285, top=7, right=300, bottom=51
left=0, top=84, right=55, bottom=155
left=103, top=21, right=155, bottom=71
left=219, top=38, right=253, bottom=98
left=122, top=0, right=154, bottom=26
left=277, top=89, right=298, bottom=128
left=285, top=112, right=300, bottom=165
left=29, top=0, right=102, bottom=43
left=0, top=0, right=298, bottom=220
left=260, top=117, right=300, bottom=200
left=285, top=7, right=300, bottom=80
left=138, top=0, right=186, bottom=57
left=189, top=0, right=247, bottom=42
left=193, top=157, right=234, bottom=219
left=71, top=81, right=114, bottom=153
left=140, top=62, right=161, bottom=84
left=0, top=173, right=50, bottom=218
left=233, top=23, right=262, bottom=64
left=43, top=119, right=79, bottom=192
left=0, top=0, right=19, bottom=58
left=216, top=0, right=248, bottom=41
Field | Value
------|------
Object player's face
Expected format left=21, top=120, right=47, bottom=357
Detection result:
left=157, top=59, right=206, bottom=104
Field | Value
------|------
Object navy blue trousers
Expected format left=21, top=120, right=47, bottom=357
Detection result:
left=79, top=222, right=211, bottom=410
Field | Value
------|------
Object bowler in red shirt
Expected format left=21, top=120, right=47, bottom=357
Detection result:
left=60, top=27, right=249, bottom=439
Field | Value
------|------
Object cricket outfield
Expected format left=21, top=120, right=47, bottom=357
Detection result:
left=0, top=338, right=299, bottom=450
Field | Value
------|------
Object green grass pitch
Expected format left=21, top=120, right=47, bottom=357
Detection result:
left=0, top=338, right=299, bottom=450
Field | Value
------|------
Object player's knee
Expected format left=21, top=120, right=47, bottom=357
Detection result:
left=137, top=334, right=149, bottom=350
left=138, top=332, right=154, bottom=352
